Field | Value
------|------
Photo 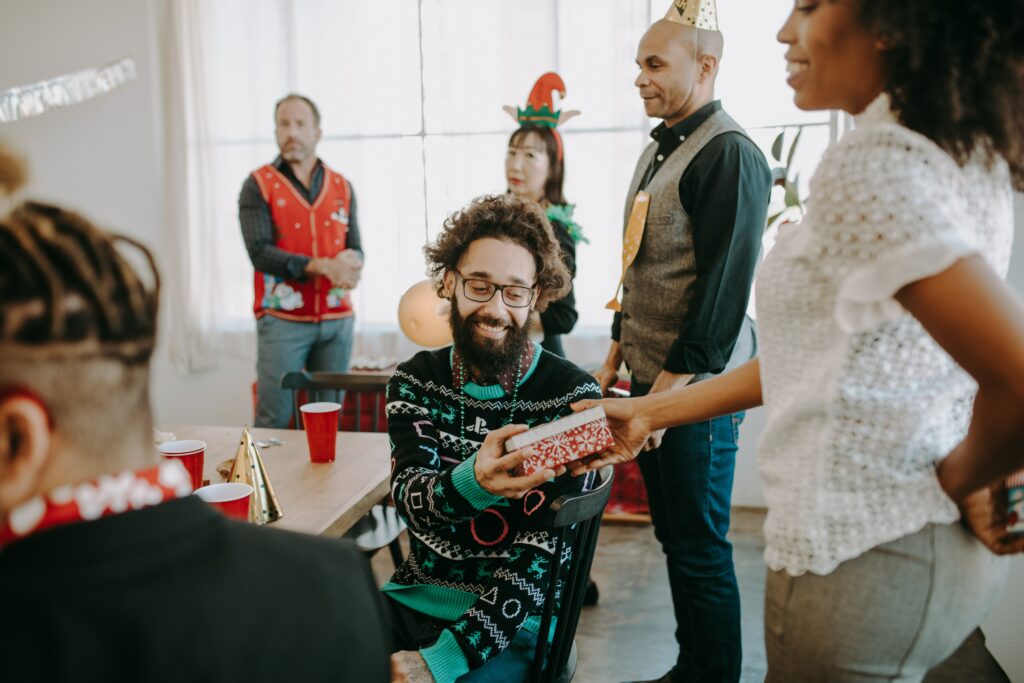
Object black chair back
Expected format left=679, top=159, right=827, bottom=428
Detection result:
left=530, top=465, right=614, bottom=683
left=281, top=371, right=390, bottom=432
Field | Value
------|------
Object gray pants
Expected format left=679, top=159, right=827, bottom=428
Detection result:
left=765, top=522, right=1008, bottom=683
left=254, top=315, right=354, bottom=428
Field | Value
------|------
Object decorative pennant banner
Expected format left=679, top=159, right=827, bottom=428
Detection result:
left=0, top=57, right=136, bottom=124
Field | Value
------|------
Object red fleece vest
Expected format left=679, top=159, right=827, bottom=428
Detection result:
left=251, top=163, right=354, bottom=322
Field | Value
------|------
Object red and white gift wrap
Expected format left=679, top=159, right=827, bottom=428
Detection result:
left=506, top=406, right=614, bottom=476
left=1007, top=470, right=1024, bottom=534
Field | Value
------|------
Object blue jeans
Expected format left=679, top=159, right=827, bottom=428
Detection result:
left=254, top=315, right=354, bottom=428
left=632, top=380, right=743, bottom=683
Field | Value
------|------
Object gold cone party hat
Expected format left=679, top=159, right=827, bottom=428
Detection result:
left=664, top=0, right=719, bottom=31
left=228, top=426, right=283, bottom=524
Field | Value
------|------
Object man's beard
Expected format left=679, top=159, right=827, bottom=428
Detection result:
left=280, top=143, right=310, bottom=163
left=449, top=302, right=532, bottom=382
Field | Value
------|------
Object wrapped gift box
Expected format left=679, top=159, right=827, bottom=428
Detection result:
left=506, top=406, right=614, bottom=476
left=1008, top=470, right=1024, bottom=534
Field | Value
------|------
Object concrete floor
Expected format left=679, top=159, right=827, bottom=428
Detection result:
left=565, top=510, right=1006, bottom=683
left=573, top=510, right=768, bottom=683
left=374, top=507, right=1008, bottom=683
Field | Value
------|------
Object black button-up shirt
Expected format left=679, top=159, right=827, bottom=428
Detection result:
left=239, top=156, right=363, bottom=281
left=612, top=100, right=771, bottom=375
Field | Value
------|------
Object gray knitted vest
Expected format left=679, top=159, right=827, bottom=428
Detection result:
left=620, top=108, right=757, bottom=384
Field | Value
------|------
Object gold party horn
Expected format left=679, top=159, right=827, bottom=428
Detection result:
left=228, top=426, right=284, bottom=524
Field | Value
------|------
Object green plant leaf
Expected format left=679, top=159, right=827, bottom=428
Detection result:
left=786, top=127, right=803, bottom=171
left=767, top=209, right=785, bottom=227
left=771, top=131, right=784, bottom=162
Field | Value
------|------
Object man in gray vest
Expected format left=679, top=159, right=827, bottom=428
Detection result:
left=594, top=2, right=771, bottom=682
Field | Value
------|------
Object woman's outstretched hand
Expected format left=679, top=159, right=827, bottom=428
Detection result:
left=567, top=397, right=652, bottom=474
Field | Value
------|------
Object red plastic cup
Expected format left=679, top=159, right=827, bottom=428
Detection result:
left=158, top=439, right=206, bottom=492
left=300, top=401, right=340, bottom=463
left=194, top=482, right=253, bottom=520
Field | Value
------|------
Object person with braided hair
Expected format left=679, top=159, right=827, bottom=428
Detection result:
left=0, top=148, right=390, bottom=683
left=574, top=2, right=1024, bottom=681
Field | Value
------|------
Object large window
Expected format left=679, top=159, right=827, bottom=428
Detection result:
left=184, top=0, right=833, bottom=353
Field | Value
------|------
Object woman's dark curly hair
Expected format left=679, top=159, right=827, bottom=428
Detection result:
left=424, top=194, right=570, bottom=312
left=858, top=1, right=1024, bottom=189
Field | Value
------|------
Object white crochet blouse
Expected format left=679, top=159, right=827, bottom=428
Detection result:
left=754, top=94, right=1014, bottom=576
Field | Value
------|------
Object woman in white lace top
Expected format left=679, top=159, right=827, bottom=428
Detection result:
left=576, top=2, right=1024, bottom=681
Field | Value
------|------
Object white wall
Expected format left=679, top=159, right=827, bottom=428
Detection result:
left=0, top=0, right=258, bottom=430
left=1, top=2, right=1021, bottom=677
left=0, top=1, right=161, bottom=245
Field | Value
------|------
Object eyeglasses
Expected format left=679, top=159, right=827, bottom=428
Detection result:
left=454, top=270, right=536, bottom=308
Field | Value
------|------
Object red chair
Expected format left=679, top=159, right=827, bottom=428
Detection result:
left=604, top=378, right=650, bottom=518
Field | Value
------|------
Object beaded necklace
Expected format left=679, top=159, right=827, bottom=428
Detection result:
left=457, top=351, right=523, bottom=458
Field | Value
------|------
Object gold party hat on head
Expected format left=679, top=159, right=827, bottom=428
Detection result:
left=228, top=426, right=283, bottom=524
left=664, top=0, right=719, bottom=30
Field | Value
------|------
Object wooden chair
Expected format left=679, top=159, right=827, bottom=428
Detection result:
left=281, top=370, right=404, bottom=567
left=529, top=465, right=615, bottom=683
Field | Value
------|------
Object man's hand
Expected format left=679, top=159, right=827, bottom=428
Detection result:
left=307, top=250, right=363, bottom=288
left=641, top=370, right=691, bottom=451
left=594, top=341, right=623, bottom=396
left=332, top=248, right=363, bottom=288
left=474, top=423, right=562, bottom=498
left=337, top=248, right=363, bottom=267
left=306, top=256, right=351, bottom=288
left=957, top=483, right=1024, bottom=555
left=593, top=366, right=619, bottom=397
left=391, top=651, right=433, bottom=683
left=567, top=397, right=652, bottom=474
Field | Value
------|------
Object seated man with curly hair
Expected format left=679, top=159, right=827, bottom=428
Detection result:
left=383, top=194, right=601, bottom=683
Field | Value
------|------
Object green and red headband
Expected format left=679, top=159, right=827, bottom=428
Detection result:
left=503, top=72, right=580, bottom=160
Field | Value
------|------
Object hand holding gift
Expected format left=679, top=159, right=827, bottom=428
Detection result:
left=567, top=398, right=652, bottom=475
left=474, top=424, right=557, bottom=499
left=507, top=407, right=615, bottom=477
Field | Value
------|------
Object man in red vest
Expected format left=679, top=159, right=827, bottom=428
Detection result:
left=240, top=93, right=363, bottom=427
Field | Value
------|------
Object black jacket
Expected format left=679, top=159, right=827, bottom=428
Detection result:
left=0, top=496, right=390, bottom=683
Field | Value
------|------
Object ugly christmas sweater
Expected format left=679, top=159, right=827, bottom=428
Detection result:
left=381, top=342, right=601, bottom=682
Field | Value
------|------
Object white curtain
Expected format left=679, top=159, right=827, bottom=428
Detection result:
left=157, top=0, right=233, bottom=372
left=161, top=0, right=833, bottom=372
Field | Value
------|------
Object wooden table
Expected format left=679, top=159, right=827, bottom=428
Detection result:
left=166, top=425, right=391, bottom=537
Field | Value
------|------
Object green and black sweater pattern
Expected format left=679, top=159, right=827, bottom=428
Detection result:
left=381, top=343, right=600, bottom=682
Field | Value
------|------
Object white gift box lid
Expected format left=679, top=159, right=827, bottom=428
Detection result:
left=505, top=406, right=608, bottom=452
